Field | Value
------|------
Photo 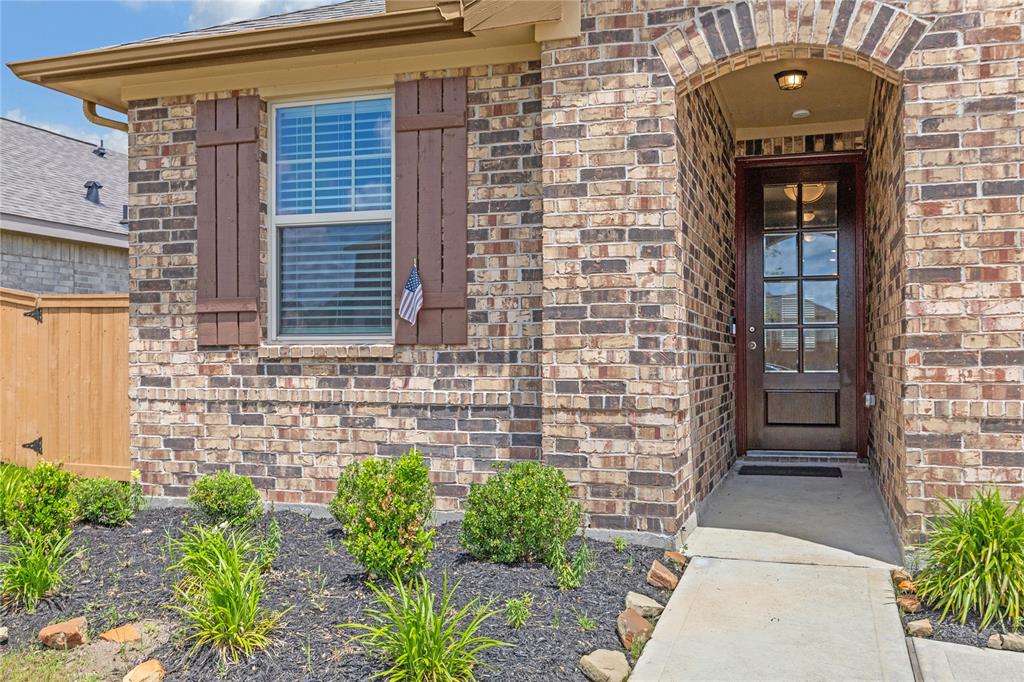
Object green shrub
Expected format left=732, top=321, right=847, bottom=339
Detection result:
left=504, top=593, right=533, bottom=629
left=460, top=462, right=582, bottom=567
left=329, top=449, right=434, bottom=578
left=0, top=464, right=28, bottom=528
left=188, top=471, right=263, bottom=526
left=916, top=490, right=1024, bottom=629
left=167, top=524, right=286, bottom=662
left=343, top=573, right=508, bottom=681
left=0, top=526, right=75, bottom=611
left=2, top=462, right=78, bottom=542
left=73, top=472, right=145, bottom=526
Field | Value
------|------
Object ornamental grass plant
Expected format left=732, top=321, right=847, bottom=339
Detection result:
left=0, top=526, right=75, bottom=611
left=915, top=489, right=1024, bottom=629
left=343, top=572, right=508, bottom=682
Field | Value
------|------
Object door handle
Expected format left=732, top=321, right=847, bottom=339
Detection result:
left=748, top=341, right=757, bottom=350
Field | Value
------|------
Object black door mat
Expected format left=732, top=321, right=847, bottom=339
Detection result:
left=738, top=465, right=842, bottom=478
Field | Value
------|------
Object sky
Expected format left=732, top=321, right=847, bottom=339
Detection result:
left=1, top=0, right=327, bottom=152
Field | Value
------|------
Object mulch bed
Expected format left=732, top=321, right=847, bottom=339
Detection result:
left=900, top=606, right=1020, bottom=649
left=1, top=508, right=670, bottom=681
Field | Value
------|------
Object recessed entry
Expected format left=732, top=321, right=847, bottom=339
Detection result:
left=766, top=391, right=837, bottom=426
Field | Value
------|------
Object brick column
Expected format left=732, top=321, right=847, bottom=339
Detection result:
left=540, top=1, right=690, bottom=539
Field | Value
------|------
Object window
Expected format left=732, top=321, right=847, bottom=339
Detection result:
left=271, top=96, right=393, bottom=339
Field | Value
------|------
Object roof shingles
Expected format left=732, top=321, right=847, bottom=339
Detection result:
left=0, top=118, right=128, bottom=236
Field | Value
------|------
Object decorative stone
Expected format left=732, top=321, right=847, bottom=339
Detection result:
left=663, top=550, right=688, bottom=570
left=0, top=625, right=7, bottom=643
left=100, top=623, right=142, bottom=644
left=39, top=616, right=88, bottom=650
left=625, top=591, right=664, bottom=619
left=988, top=633, right=1024, bottom=652
left=123, top=659, right=165, bottom=682
left=616, top=608, right=654, bottom=649
left=895, top=595, right=922, bottom=613
left=579, top=649, right=631, bottom=682
left=897, top=579, right=916, bottom=593
left=906, top=619, right=933, bottom=638
left=646, top=560, right=678, bottom=590
left=891, top=568, right=912, bottom=583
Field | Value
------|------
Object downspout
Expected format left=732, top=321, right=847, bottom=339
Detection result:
left=82, top=100, right=128, bottom=133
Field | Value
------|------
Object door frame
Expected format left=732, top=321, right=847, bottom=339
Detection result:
left=734, top=151, right=867, bottom=458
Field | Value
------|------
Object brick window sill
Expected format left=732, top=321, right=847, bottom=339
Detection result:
left=258, top=344, right=395, bottom=360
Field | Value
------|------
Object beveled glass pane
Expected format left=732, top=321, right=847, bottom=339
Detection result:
left=802, top=231, right=838, bottom=276
left=765, top=329, right=799, bottom=372
left=801, top=181, right=837, bottom=228
left=765, top=281, right=798, bottom=325
left=803, top=280, right=838, bottom=323
left=804, top=328, right=838, bottom=372
left=764, top=234, right=797, bottom=277
left=764, top=184, right=797, bottom=229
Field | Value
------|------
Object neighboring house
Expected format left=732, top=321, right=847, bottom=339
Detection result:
left=9, top=0, right=1023, bottom=548
left=0, top=118, right=128, bottom=294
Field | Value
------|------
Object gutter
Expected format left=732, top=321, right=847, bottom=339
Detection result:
left=83, top=100, right=128, bottom=133
left=8, top=8, right=461, bottom=84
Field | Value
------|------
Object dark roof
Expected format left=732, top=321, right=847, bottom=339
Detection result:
left=112, top=0, right=385, bottom=48
left=0, top=118, right=128, bottom=236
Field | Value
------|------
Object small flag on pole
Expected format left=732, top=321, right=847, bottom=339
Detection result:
left=398, top=262, right=424, bottom=325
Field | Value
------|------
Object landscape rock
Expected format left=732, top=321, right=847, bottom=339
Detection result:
left=100, top=623, right=142, bottom=644
left=891, top=568, right=912, bottom=583
left=895, top=595, right=921, bottom=613
left=897, top=579, right=916, bottom=593
left=0, top=625, right=7, bottom=644
left=39, top=616, right=88, bottom=650
left=906, top=619, right=933, bottom=638
left=123, top=659, right=165, bottom=682
left=616, top=608, right=654, bottom=649
left=625, top=591, right=664, bottom=619
left=988, top=633, right=1024, bottom=652
left=579, top=649, right=631, bottom=682
left=646, top=560, right=679, bottom=590
left=663, top=550, right=688, bottom=570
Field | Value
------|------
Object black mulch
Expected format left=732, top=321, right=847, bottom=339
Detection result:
left=1, top=508, right=670, bottom=681
left=900, top=605, right=1021, bottom=649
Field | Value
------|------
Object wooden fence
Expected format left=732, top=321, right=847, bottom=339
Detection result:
left=0, top=288, right=130, bottom=480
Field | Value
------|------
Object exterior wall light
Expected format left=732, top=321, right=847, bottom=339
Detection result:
left=774, top=69, right=807, bottom=90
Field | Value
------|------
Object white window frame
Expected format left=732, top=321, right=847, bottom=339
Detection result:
left=268, top=91, right=396, bottom=344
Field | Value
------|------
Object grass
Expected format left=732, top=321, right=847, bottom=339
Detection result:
left=504, top=593, right=533, bottom=629
left=613, top=537, right=626, bottom=553
left=0, top=647, right=68, bottom=682
left=916, top=490, right=1024, bottom=629
left=342, top=573, right=509, bottom=681
left=0, top=527, right=75, bottom=611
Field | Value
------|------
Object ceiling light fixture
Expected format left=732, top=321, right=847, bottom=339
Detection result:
left=783, top=183, right=827, bottom=204
left=792, top=108, right=811, bottom=119
left=775, top=69, right=807, bottom=90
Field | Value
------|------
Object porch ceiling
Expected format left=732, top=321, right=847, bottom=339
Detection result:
left=713, top=58, right=874, bottom=141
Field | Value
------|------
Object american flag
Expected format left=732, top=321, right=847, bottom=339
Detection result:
left=398, top=263, right=423, bottom=325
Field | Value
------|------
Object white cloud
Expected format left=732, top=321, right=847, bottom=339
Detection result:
left=186, top=0, right=326, bottom=28
left=4, top=109, right=129, bottom=154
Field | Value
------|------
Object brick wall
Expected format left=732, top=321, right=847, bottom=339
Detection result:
left=127, top=62, right=543, bottom=510
left=0, top=230, right=127, bottom=294
left=677, top=83, right=737, bottom=509
left=865, top=76, right=906, bottom=536
left=901, top=0, right=1024, bottom=540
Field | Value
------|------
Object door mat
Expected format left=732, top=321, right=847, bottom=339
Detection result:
left=738, top=465, right=842, bottom=478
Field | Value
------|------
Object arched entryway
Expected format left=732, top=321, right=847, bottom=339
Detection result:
left=657, top=0, right=921, bottom=542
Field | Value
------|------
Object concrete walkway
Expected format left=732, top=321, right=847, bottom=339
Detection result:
left=910, top=638, right=1024, bottom=681
left=632, top=464, right=914, bottom=681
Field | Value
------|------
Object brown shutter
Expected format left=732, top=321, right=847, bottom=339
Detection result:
left=394, top=77, right=468, bottom=345
left=196, top=95, right=261, bottom=346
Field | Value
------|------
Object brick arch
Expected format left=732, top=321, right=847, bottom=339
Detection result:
left=654, top=0, right=931, bottom=93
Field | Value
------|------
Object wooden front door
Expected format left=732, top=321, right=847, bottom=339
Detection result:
left=739, top=158, right=862, bottom=453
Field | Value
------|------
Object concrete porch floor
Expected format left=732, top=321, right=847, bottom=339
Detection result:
left=632, top=463, right=912, bottom=681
